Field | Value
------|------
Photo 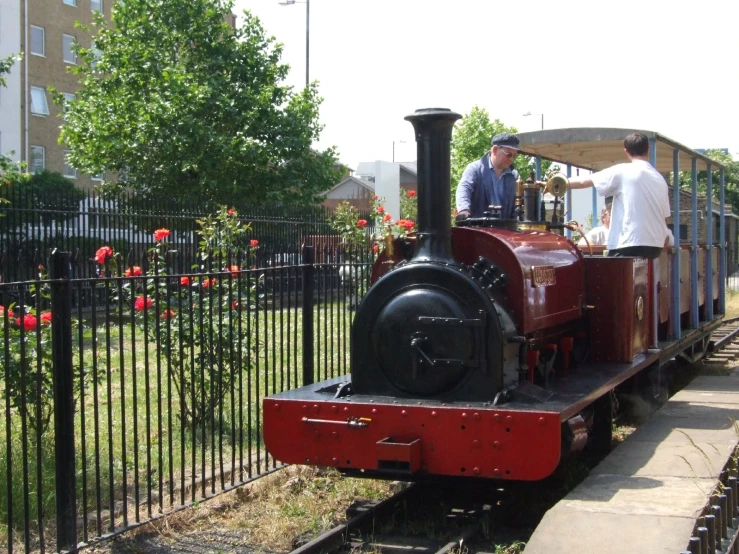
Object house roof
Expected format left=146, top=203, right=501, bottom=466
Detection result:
left=516, top=128, right=726, bottom=173
left=322, top=175, right=375, bottom=196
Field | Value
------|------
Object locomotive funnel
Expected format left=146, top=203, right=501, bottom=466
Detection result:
left=404, top=108, right=462, bottom=262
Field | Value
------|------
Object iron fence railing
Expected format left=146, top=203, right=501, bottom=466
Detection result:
left=0, top=187, right=374, bottom=283
left=0, top=245, right=372, bottom=553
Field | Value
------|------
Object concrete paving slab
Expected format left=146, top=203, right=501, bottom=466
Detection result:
left=671, top=387, right=739, bottom=405
left=523, top=507, right=695, bottom=554
left=591, top=440, right=733, bottom=479
left=523, top=375, right=739, bottom=554
left=558, top=473, right=713, bottom=517
left=653, top=401, right=739, bottom=422
left=625, top=416, right=739, bottom=444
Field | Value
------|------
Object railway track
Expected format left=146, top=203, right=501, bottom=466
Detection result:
left=289, top=481, right=513, bottom=554
left=287, top=318, right=739, bottom=554
left=705, top=315, right=739, bottom=364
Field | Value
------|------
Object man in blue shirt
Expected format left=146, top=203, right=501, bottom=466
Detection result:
left=456, top=132, right=520, bottom=220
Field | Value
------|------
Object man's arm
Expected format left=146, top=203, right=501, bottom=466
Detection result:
left=567, top=176, right=595, bottom=190
left=455, top=163, right=477, bottom=217
left=536, top=176, right=594, bottom=190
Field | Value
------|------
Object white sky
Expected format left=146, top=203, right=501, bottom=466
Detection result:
left=234, top=0, right=739, bottom=171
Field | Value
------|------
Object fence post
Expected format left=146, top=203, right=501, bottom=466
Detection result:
left=302, top=245, right=315, bottom=386
left=49, top=250, right=77, bottom=552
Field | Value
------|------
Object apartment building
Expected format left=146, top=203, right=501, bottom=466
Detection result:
left=0, top=0, right=112, bottom=188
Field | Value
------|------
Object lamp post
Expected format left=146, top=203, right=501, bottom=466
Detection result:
left=523, top=111, right=544, bottom=130
left=278, top=0, right=310, bottom=88
left=393, top=140, right=406, bottom=163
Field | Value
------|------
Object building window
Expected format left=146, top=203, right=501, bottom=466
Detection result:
left=63, top=151, right=77, bottom=179
left=63, top=34, right=76, bottom=64
left=91, top=0, right=102, bottom=12
left=30, top=146, right=45, bottom=174
left=63, top=0, right=77, bottom=5
left=30, top=86, right=49, bottom=115
left=62, top=92, right=76, bottom=119
left=91, top=42, right=102, bottom=69
left=30, top=26, right=45, bottom=57
left=91, top=171, right=104, bottom=181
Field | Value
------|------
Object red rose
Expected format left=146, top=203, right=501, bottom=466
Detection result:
left=229, top=265, right=239, bottom=277
left=124, top=266, right=142, bottom=277
left=231, top=300, right=241, bottom=311
left=250, top=239, right=259, bottom=248
left=357, top=219, right=368, bottom=228
left=153, top=228, right=170, bottom=242
left=383, top=214, right=392, bottom=222
left=40, top=311, right=52, bottom=325
left=134, top=296, right=152, bottom=312
left=372, top=195, right=379, bottom=200
left=95, top=246, right=113, bottom=264
left=180, top=276, right=191, bottom=286
left=202, top=278, right=216, bottom=288
left=161, top=309, right=176, bottom=320
left=372, top=244, right=379, bottom=253
left=408, top=190, right=416, bottom=197
left=227, top=208, right=235, bottom=216
left=16, top=314, right=38, bottom=331
left=377, top=206, right=385, bottom=214
left=0, top=306, right=14, bottom=319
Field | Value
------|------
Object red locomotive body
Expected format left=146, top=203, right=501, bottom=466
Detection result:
left=451, top=226, right=584, bottom=334
left=262, top=110, right=725, bottom=482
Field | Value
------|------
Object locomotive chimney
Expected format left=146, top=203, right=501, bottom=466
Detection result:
left=404, top=108, right=462, bottom=262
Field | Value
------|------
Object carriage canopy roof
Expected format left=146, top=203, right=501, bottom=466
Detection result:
left=515, top=128, right=726, bottom=174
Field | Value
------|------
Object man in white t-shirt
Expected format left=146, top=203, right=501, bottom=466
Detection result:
left=578, top=204, right=611, bottom=247
left=566, top=132, right=670, bottom=260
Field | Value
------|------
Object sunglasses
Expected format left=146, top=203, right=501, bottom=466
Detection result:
left=498, top=147, right=517, bottom=160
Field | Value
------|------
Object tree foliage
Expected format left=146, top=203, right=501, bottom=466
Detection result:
left=5, top=171, right=85, bottom=223
left=0, top=54, right=26, bottom=202
left=674, top=149, right=739, bottom=214
left=58, top=0, right=341, bottom=207
left=450, top=105, right=554, bottom=202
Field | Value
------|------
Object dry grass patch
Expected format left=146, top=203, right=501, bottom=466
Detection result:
left=88, top=465, right=395, bottom=553
left=725, top=289, right=739, bottom=318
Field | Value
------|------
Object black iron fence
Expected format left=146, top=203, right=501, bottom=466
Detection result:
left=0, top=187, right=373, bottom=283
left=0, top=245, right=372, bottom=553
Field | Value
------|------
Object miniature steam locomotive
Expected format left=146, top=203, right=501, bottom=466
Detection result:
left=262, top=108, right=724, bottom=481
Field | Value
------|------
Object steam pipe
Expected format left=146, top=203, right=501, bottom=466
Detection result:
left=404, top=108, right=461, bottom=262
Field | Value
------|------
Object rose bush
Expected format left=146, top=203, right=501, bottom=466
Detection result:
left=0, top=267, right=92, bottom=436
left=105, top=206, right=260, bottom=427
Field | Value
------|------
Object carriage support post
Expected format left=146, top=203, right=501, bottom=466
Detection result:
left=720, top=168, right=726, bottom=314
left=566, top=165, right=572, bottom=239
left=706, top=164, right=713, bottom=320
left=649, top=138, right=658, bottom=347
left=691, top=157, right=699, bottom=328
left=672, top=149, right=682, bottom=338
left=535, top=156, right=542, bottom=220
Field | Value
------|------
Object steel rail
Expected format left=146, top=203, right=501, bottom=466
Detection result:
left=289, top=484, right=417, bottom=554
left=709, top=315, right=739, bottom=352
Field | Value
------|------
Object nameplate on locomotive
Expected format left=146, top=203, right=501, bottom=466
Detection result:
left=531, top=266, right=556, bottom=287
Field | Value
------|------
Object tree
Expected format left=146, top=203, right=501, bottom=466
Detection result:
left=674, top=149, right=739, bottom=214
left=6, top=171, right=85, bottom=224
left=0, top=54, right=26, bottom=204
left=57, top=0, right=342, bottom=207
left=450, top=105, right=554, bottom=203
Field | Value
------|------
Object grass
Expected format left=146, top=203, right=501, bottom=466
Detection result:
left=86, top=466, right=396, bottom=553
left=725, top=289, right=739, bottom=318
left=0, top=298, right=356, bottom=552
